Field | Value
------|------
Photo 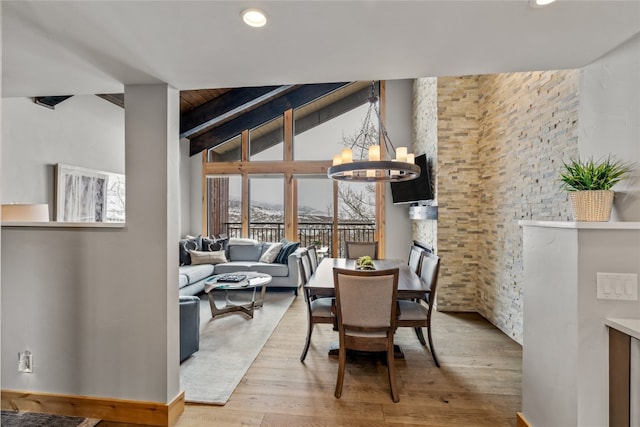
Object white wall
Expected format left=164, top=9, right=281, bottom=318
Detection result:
left=579, top=33, right=640, bottom=221
left=189, top=152, right=202, bottom=235
left=1, top=85, right=181, bottom=404
left=385, top=79, right=414, bottom=259
left=0, top=96, right=124, bottom=217
left=522, top=225, right=640, bottom=427
left=179, top=138, right=192, bottom=237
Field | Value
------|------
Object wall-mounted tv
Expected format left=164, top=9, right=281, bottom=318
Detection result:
left=390, top=154, right=434, bottom=204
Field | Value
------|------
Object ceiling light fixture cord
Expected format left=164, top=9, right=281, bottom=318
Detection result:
left=350, top=81, right=398, bottom=160
left=327, top=80, right=420, bottom=182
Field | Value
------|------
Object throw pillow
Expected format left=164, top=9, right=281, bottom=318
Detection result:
left=275, top=240, right=300, bottom=264
left=189, top=249, right=228, bottom=265
left=202, top=236, right=229, bottom=252
left=229, top=237, right=259, bottom=245
left=179, top=235, right=202, bottom=265
left=259, top=242, right=283, bottom=263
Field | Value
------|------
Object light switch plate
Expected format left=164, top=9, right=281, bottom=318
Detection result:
left=597, top=272, right=638, bottom=301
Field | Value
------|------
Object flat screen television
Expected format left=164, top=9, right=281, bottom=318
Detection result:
left=390, top=154, right=434, bottom=204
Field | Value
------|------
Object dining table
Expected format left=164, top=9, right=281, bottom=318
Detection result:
left=304, top=257, right=428, bottom=358
left=304, top=257, right=427, bottom=300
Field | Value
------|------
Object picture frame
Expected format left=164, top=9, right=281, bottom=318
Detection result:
left=55, top=164, right=125, bottom=222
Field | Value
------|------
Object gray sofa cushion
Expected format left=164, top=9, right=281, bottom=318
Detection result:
left=179, top=264, right=215, bottom=288
left=213, top=262, right=253, bottom=274
left=214, top=261, right=289, bottom=277
left=228, top=243, right=266, bottom=262
left=248, top=262, right=289, bottom=277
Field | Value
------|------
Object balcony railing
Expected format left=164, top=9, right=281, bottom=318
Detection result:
left=224, top=221, right=375, bottom=257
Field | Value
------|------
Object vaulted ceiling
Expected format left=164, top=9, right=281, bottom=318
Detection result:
left=5, top=1, right=639, bottom=157
left=3, top=1, right=639, bottom=97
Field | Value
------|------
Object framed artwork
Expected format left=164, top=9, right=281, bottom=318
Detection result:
left=55, top=164, right=125, bottom=222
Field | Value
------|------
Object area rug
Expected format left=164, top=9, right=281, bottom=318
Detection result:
left=0, top=411, right=100, bottom=427
left=180, top=290, right=295, bottom=405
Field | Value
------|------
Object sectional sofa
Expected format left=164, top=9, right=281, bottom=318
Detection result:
left=178, top=238, right=304, bottom=297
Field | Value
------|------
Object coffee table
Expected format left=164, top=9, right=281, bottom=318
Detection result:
left=203, top=271, right=272, bottom=319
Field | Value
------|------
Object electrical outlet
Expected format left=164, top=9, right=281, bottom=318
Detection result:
left=18, top=351, right=33, bottom=373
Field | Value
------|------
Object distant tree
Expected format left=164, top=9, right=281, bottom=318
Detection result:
left=336, top=118, right=377, bottom=222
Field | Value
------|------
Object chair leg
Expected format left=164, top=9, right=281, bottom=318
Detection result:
left=427, top=326, right=440, bottom=367
left=335, top=346, right=346, bottom=398
left=387, top=343, right=399, bottom=403
left=414, top=327, right=427, bottom=345
left=300, top=319, right=313, bottom=362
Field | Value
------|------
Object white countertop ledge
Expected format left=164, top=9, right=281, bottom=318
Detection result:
left=1, top=221, right=126, bottom=229
left=606, top=318, right=640, bottom=340
left=519, top=220, right=640, bottom=230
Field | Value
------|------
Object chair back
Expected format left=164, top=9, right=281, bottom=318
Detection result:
left=306, top=245, right=318, bottom=273
left=419, top=252, right=441, bottom=308
left=413, top=240, right=434, bottom=254
left=297, top=254, right=308, bottom=287
left=333, top=268, right=398, bottom=331
left=300, top=250, right=313, bottom=283
left=408, top=245, right=424, bottom=275
left=345, top=241, right=379, bottom=260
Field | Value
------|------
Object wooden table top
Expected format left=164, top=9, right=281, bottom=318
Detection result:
left=304, top=258, right=426, bottom=298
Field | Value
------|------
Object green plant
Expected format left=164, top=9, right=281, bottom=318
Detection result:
left=559, top=156, right=631, bottom=192
left=356, top=255, right=375, bottom=269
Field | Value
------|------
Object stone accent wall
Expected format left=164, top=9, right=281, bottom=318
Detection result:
left=475, top=71, right=579, bottom=342
left=435, top=76, right=481, bottom=312
left=411, top=71, right=579, bottom=343
left=412, top=78, right=438, bottom=251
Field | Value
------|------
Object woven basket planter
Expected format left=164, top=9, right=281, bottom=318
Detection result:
left=569, top=190, right=614, bottom=221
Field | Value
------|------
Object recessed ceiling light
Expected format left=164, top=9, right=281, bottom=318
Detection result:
left=530, top=0, right=556, bottom=7
left=242, top=8, right=268, bottom=28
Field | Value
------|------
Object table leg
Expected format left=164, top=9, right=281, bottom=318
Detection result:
left=254, top=284, right=267, bottom=308
left=207, top=287, right=257, bottom=319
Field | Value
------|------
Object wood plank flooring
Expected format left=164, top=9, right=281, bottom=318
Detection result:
left=99, top=294, right=522, bottom=427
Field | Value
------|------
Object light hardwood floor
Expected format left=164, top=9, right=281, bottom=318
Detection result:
left=100, top=294, right=522, bottom=427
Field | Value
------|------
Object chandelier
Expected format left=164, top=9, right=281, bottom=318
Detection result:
left=327, top=81, right=420, bottom=182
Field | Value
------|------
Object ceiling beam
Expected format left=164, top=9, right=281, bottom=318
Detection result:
left=217, top=85, right=372, bottom=161
left=33, top=96, right=73, bottom=109
left=180, top=85, right=293, bottom=139
left=96, top=93, right=125, bottom=109
left=189, top=82, right=351, bottom=156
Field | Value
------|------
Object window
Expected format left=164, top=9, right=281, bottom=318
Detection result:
left=202, top=82, right=387, bottom=257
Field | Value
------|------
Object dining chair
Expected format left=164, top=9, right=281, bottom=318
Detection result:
left=408, top=244, right=424, bottom=275
left=333, top=267, right=400, bottom=402
left=306, top=245, right=319, bottom=274
left=344, top=241, right=379, bottom=260
left=396, top=251, right=441, bottom=367
left=300, top=256, right=334, bottom=362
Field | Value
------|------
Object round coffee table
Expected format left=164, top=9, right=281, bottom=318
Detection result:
left=203, top=271, right=272, bottom=319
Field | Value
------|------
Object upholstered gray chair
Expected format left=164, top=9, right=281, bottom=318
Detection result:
left=333, top=267, right=400, bottom=402
left=397, top=251, right=441, bottom=367
left=408, top=244, right=424, bottom=275
left=306, top=245, right=319, bottom=274
left=344, top=241, right=378, bottom=260
left=179, top=296, right=200, bottom=362
left=300, top=256, right=334, bottom=362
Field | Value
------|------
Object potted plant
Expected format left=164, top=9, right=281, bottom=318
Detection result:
left=559, top=155, right=632, bottom=221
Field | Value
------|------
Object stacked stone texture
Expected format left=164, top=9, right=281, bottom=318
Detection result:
left=412, top=71, right=579, bottom=343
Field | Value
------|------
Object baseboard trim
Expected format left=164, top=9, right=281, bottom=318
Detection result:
left=1, top=389, right=185, bottom=426
left=517, top=412, right=532, bottom=427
